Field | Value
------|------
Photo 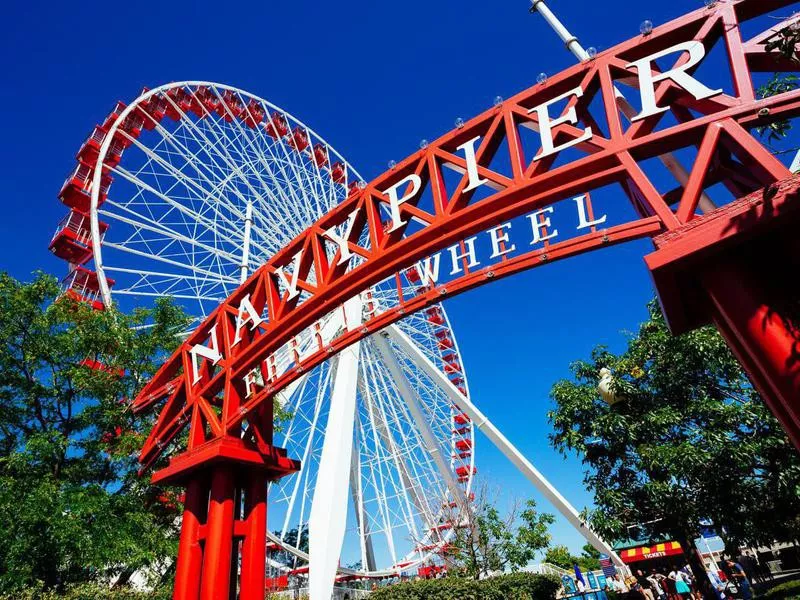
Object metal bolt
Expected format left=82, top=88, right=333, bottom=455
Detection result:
left=540, top=253, right=549, bottom=262
left=486, top=271, right=495, bottom=278
left=758, top=107, right=770, bottom=117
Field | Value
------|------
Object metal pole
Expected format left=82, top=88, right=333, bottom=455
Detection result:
left=530, top=0, right=716, bottom=214
left=240, top=201, right=254, bottom=283
left=530, top=0, right=589, bottom=61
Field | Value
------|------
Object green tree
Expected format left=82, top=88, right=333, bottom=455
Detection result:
left=755, top=14, right=800, bottom=152
left=443, top=483, right=555, bottom=580
left=0, top=272, right=190, bottom=593
left=577, top=543, right=601, bottom=571
left=548, top=301, right=800, bottom=588
left=543, top=544, right=573, bottom=570
left=543, top=543, right=600, bottom=572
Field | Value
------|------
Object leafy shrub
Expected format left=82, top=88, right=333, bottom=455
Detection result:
left=0, top=582, right=172, bottom=600
left=369, top=572, right=561, bottom=600
left=761, top=579, right=800, bottom=600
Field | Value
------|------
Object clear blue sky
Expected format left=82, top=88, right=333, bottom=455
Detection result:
left=0, top=0, right=786, bottom=556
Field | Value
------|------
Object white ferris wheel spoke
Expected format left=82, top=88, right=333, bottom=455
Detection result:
left=363, top=344, right=439, bottom=530
left=363, top=353, right=438, bottom=538
left=359, top=368, right=423, bottom=543
left=99, top=205, right=243, bottom=265
left=361, top=375, right=398, bottom=565
left=349, top=420, right=377, bottom=572
left=278, top=368, right=329, bottom=541
left=359, top=364, right=422, bottom=548
left=110, top=163, right=262, bottom=259
left=373, top=334, right=467, bottom=514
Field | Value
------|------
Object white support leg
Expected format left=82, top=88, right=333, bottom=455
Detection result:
left=386, top=324, right=626, bottom=568
left=308, top=298, right=363, bottom=600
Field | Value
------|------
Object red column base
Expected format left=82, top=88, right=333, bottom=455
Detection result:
left=158, top=437, right=300, bottom=600
left=646, top=177, right=800, bottom=449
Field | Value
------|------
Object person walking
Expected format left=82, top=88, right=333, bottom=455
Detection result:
left=636, top=569, right=656, bottom=600
left=662, top=571, right=676, bottom=600
left=647, top=570, right=666, bottom=600
left=736, top=551, right=758, bottom=585
left=669, top=566, right=691, bottom=600
left=725, top=559, right=752, bottom=600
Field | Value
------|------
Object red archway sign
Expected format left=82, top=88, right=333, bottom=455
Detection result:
left=132, top=1, right=800, bottom=598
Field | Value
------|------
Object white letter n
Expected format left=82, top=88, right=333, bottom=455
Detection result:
left=190, top=324, right=222, bottom=385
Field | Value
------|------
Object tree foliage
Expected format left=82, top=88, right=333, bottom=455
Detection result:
left=756, top=73, right=799, bottom=142
left=440, top=483, right=554, bottom=580
left=548, top=301, right=800, bottom=559
left=543, top=544, right=600, bottom=572
left=0, top=272, right=190, bottom=593
left=756, top=18, right=800, bottom=145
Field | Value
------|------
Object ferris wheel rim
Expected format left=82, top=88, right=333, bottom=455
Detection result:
left=88, top=80, right=366, bottom=309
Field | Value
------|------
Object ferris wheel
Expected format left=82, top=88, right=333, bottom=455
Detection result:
left=49, top=82, right=476, bottom=582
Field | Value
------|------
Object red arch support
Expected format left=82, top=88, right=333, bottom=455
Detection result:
left=132, top=1, right=800, bottom=597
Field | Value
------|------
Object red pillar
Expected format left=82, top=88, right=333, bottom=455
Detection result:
left=240, top=473, right=268, bottom=600
left=174, top=479, right=205, bottom=600
left=646, top=177, right=800, bottom=452
left=153, top=438, right=300, bottom=600
left=200, top=468, right=237, bottom=600
left=702, top=261, right=800, bottom=448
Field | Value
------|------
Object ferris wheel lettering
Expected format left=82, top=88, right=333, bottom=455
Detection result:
left=448, top=237, right=480, bottom=276
left=628, top=41, right=723, bottom=122
left=323, top=209, right=361, bottom=266
left=189, top=324, right=223, bottom=385
left=274, top=250, right=304, bottom=300
left=408, top=194, right=606, bottom=287
left=384, top=173, right=423, bottom=233
left=488, top=222, right=515, bottom=259
left=456, top=136, right=488, bottom=192
left=531, top=85, right=592, bottom=160
left=232, top=294, right=263, bottom=346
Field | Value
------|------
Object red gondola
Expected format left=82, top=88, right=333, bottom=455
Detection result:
left=49, top=210, right=108, bottom=265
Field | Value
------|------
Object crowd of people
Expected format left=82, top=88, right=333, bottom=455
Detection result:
left=596, top=552, right=773, bottom=600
